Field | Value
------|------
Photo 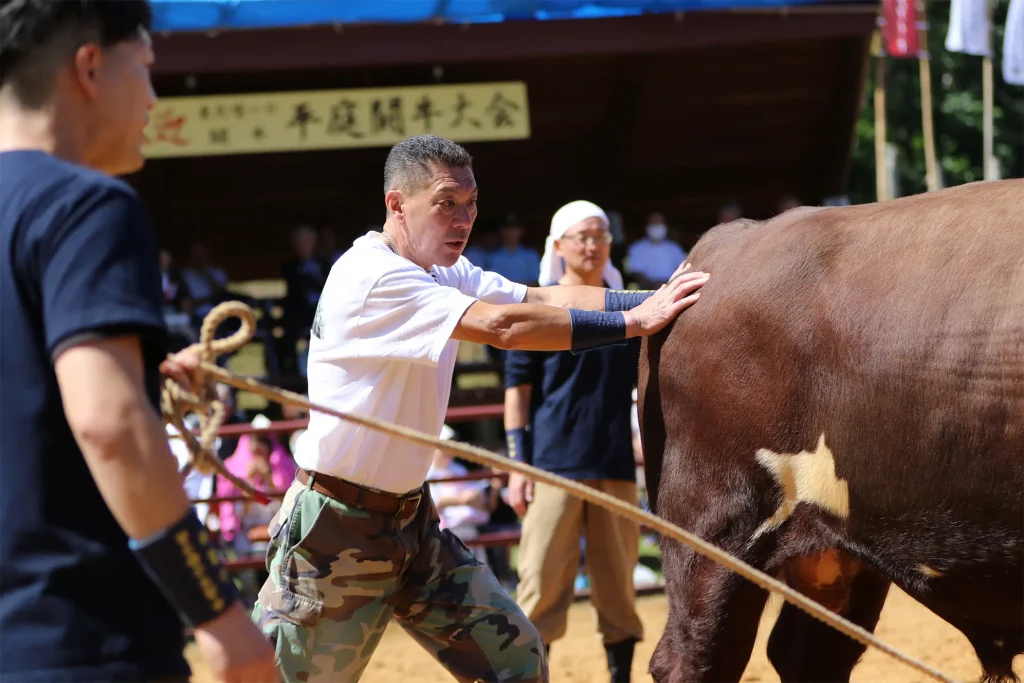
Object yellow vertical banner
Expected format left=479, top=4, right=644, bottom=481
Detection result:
left=142, top=81, right=530, bottom=158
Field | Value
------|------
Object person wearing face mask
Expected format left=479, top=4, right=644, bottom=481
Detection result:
left=503, top=200, right=651, bottom=683
left=626, top=211, right=689, bottom=290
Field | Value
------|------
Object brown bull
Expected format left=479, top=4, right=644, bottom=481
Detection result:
left=638, top=179, right=1024, bottom=683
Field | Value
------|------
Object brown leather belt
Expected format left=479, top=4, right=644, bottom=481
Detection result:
left=296, top=467, right=423, bottom=518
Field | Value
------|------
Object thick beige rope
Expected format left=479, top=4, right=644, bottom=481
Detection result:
left=160, top=302, right=270, bottom=505
left=165, top=302, right=959, bottom=683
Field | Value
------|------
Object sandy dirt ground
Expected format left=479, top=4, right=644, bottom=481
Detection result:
left=187, top=586, right=1022, bottom=682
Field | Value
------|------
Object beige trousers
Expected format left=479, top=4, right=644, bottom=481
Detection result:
left=515, top=479, right=645, bottom=646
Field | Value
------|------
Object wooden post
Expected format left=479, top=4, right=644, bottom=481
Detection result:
left=982, top=0, right=997, bottom=180
left=873, top=29, right=888, bottom=202
left=983, top=56, right=995, bottom=179
left=917, top=0, right=939, bottom=192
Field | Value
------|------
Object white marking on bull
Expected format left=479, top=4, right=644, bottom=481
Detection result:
left=751, top=434, right=850, bottom=542
left=918, top=564, right=943, bottom=578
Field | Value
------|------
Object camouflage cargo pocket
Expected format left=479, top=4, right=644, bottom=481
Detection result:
left=259, top=484, right=331, bottom=627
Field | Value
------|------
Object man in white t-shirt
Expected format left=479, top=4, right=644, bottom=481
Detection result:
left=251, top=135, right=709, bottom=683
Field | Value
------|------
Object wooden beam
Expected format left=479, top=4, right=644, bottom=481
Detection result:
left=152, top=11, right=878, bottom=76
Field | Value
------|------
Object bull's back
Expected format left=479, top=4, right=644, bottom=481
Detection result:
left=642, top=179, right=1023, bottom=620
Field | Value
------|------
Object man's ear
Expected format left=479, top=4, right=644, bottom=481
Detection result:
left=385, top=189, right=404, bottom=219
left=71, top=43, right=104, bottom=101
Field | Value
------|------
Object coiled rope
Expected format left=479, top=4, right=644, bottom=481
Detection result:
left=163, top=301, right=959, bottom=683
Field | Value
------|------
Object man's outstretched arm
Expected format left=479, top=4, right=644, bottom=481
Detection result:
left=523, top=261, right=696, bottom=310
left=452, top=268, right=708, bottom=352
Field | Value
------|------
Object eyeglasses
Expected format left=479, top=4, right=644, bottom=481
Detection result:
left=561, top=231, right=613, bottom=246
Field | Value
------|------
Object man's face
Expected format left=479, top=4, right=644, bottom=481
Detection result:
left=78, top=29, right=157, bottom=176
left=389, top=164, right=478, bottom=269
left=555, top=216, right=611, bottom=277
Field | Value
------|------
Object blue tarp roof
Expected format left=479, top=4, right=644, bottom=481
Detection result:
left=150, top=0, right=831, bottom=33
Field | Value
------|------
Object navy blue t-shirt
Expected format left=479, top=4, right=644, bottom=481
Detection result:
left=504, top=337, right=641, bottom=482
left=0, top=151, right=189, bottom=681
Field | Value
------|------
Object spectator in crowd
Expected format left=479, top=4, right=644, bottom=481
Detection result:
left=626, top=211, right=688, bottom=289
left=777, top=194, right=802, bottom=213
left=488, top=212, right=541, bottom=286
left=216, top=383, right=247, bottom=461
left=717, top=200, right=743, bottom=224
left=317, top=225, right=345, bottom=264
left=159, top=247, right=195, bottom=351
left=462, top=223, right=495, bottom=269
left=215, top=415, right=296, bottom=556
left=282, top=224, right=331, bottom=376
left=426, top=425, right=495, bottom=563
left=166, top=417, right=217, bottom=527
left=180, top=242, right=230, bottom=324
left=504, top=199, right=645, bottom=682
left=159, top=247, right=189, bottom=315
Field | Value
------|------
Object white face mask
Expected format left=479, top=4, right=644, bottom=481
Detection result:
left=646, top=223, right=668, bottom=241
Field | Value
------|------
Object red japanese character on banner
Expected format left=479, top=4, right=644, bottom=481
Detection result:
left=143, top=109, right=190, bottom=147
left=880, top=0, right=920, bottom=58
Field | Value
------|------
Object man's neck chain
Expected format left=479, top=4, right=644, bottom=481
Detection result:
left=382, top=230, right=438, bottom=281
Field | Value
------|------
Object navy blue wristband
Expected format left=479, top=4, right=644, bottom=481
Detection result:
left=568, top=308, right=627, bottom=353
left=129, top=508, right=238, bottom=628
left=605, top=289, right=655, bottom=312
left=506, top=426, right=532, bottom=465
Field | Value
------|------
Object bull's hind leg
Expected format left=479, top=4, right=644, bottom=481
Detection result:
left=767, top=559, right=890, bottom=683
left=649, top=531, right=772, bottom=682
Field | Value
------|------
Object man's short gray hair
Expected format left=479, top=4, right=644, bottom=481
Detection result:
left=383, top=135, right=473, bottom=194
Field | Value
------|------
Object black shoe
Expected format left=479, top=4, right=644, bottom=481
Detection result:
left=605, top=637, right=637, bottom=683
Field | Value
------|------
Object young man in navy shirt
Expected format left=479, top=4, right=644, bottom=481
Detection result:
left=0, top=2, right=275, bottom=681
left=504, top=201, right=653, bottom=682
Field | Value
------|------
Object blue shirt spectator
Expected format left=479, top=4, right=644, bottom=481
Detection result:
left=626, top=211, right=688, bottom=288
left=489, top=213, right=541, bottom=286
left=462, top=244, right=492, bottom=269
left=490, top=246, right=541, bottom=285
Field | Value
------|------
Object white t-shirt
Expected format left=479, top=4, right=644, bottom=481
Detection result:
left=293, top=232, right=527, bottom=494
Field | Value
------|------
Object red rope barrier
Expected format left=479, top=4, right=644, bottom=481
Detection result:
left=207, top=403, right=504, bottom=437
left=191, top=469, right=509, bottom=506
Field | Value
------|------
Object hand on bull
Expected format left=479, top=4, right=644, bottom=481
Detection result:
left=668, top=260, right=694, bottom=284
left=624, top=268, right=709, bottom=337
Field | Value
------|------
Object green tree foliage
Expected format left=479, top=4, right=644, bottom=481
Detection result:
left=847, top=0, right=1023, bottom=203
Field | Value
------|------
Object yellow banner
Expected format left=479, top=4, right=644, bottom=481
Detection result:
left=142, top=81, right=530, bottom=158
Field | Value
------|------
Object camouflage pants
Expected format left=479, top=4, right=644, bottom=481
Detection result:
left=251, top=477, right=548, bottom=683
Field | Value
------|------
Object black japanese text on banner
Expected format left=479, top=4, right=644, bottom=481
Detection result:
left=142, top=81, right=530, bottom=158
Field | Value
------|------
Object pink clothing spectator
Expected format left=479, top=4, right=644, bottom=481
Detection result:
left=216, top=432, right=296, bottom=544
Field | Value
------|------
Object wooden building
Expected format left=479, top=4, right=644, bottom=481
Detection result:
left=133, top=3, right=879, bottom=281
